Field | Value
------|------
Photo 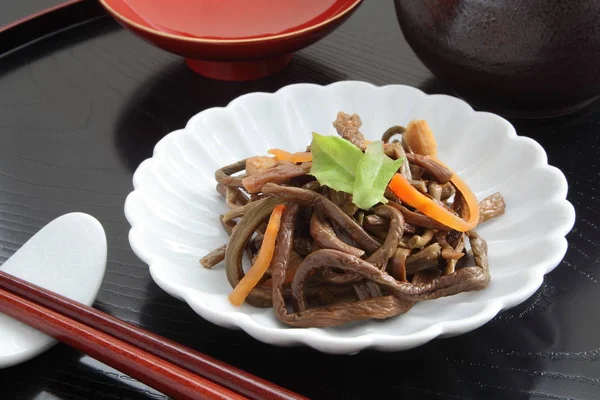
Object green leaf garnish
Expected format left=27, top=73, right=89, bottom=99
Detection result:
left=353, top=141, right=404, bottom=209
left=309, top=133, right=405, bottom=210
left=309, top=132, right=365, bottom=193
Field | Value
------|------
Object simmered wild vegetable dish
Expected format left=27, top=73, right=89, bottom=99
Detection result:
left=201, top=112, right=506, bottom=328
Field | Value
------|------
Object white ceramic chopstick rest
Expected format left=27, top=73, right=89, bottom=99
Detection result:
left=0, top=212, right=107, bottom=368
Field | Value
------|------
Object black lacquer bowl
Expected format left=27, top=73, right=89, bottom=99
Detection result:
left=394, top=0, right=600, bottom=118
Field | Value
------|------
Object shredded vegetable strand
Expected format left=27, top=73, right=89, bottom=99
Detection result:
left=228, top=204, right=286, bottom=306
left=213, top=112, right=498, bottom=328
left=268, top=149, right=313, bottom=163
left=388, top=171, right=479, bottom=232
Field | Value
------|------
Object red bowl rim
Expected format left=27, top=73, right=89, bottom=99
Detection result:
left=99, top=0, right=363, bottom=44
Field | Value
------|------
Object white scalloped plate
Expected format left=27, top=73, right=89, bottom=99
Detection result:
left=124, top=81, right=575, bottom=354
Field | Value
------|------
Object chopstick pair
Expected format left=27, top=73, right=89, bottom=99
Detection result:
left=0, top=270, right=305, bottom=400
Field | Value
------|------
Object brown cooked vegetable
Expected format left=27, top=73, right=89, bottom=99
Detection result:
left=200, top=245, right=227, bottom=268
left=405, top=243, right=442, bottom=274
left=405, top=153, right=453, bottom=184
left=215, top=159, right=247, bottom=187
left=310, top=211, right=365, bottom=258
left=365, top=205, right=405, bottom=269
left=246, top=156, right=278, bottom=176
left=389, top=202, right=452, bottom=231
left=208, top=111, right=501, bottom=328
left=407, top=229, right=434, bottom=249
left=479, top=192, right=506, bottom=223
left=384, top=141, right=412, bottom=180
left=389, top=248, right=411, bottom=281
left=333, top=111, right=366, bottom=150
left=242, top=162, right=311, bottom=193
left=381, top=125, right=406, bottom=143
left=262, top=184, right=380, bottom=253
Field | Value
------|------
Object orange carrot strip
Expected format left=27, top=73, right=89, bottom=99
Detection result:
left=228, top=204, right=286, bottom=306
left=267, top=149, right=291, bottom=160
left=385, top=119, right=478, bottom=231
left=388, top=171, right=479, bottom=232
left=432, top=157, right=480, bottom=227
left=268, top=149, right=312, bottom=163
left=448, top=171, right=480, bottom=227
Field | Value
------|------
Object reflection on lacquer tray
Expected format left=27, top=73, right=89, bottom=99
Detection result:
left=113, top=55, right=349, bottom=173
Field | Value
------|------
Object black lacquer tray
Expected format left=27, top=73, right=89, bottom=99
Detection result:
left=0, top=1, right=598, bottom=399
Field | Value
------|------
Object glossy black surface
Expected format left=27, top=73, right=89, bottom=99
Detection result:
left=0, top=1, right=598, bottom=399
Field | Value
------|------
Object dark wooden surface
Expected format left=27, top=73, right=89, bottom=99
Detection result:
left=0, top=1, right=599, bottom=399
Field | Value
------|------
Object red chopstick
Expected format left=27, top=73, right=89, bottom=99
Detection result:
left=0, top=271, right=306, bottom=400
left=0, top=286, right=243, bottom=400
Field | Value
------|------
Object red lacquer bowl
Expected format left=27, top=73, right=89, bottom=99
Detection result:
left=99, top=0, right=362, bottom=81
